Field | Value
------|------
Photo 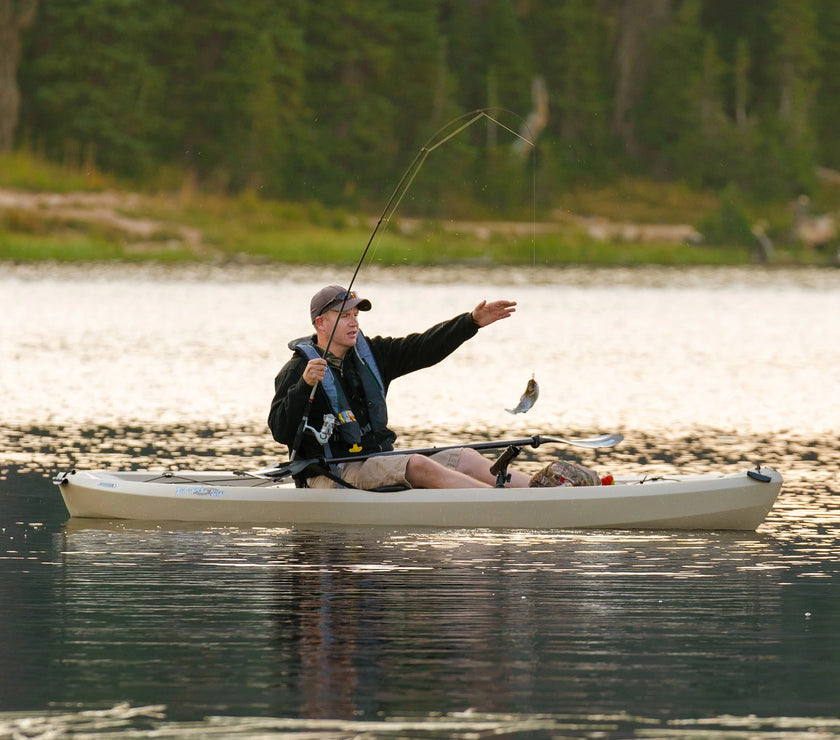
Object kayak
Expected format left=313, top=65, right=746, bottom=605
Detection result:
left=53, top=466, right=782, bottom=530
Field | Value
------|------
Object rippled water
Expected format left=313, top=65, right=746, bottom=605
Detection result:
left=2, top=263, right=839, bottom=738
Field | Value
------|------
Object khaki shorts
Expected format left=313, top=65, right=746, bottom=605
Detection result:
left=307, top=448, right=464, bottom=490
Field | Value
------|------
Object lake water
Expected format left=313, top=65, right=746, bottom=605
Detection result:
left=2, top=263, right=839, bottom=739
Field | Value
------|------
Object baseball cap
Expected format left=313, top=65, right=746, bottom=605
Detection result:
left=310, top=285, right=372, bottom=323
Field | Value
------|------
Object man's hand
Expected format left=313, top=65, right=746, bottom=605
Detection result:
left=302, top=358, right=328, bottom=386
left=471, top=299, right=517, bottom=327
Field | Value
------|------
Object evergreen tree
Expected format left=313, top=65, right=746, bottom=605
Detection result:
left=383, top=0, right=440, bottom=155
left=636, top=0, right=716, bottom=178
left=523, top=0, right=613, bottom=181
left=770, top=0, right=819, bottom=128
left=813, top=2, right=840, bottom=168
left=10, top=2, right=838, bottom=206
left=482, top=0, right=533, bottom=117
left=290, top=0, right=408, bottom=203
left=609, top=0, right=673, bottom=157
left=439, top=1, right=487, bottom=115
left=241, top=23, right=305, bottom=194
left=164, top=1, right=305, bottom=192
left=20, top=0, right=176, bottom=175
left=768, top=0, right=819, bottom=193
left=733, top=37, right=751, bottom=125
left=699, top=0, right=773, bottom=119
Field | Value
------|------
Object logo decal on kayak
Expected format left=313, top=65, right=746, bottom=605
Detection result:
left=175, top=486, right=224, bottom=497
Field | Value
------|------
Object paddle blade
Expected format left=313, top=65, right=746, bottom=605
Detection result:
left=541, top=433, right=624, bottom=449
left=253, top=459, right=314, bottom=479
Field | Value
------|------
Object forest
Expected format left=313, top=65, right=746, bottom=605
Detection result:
left=2, top=0, right=840, bottom=248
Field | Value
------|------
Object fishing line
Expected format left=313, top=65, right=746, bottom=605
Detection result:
left=334, top=108, right=533, bottom=319
left=530, top=121, right=539, bottom=401
left=502, top=115, right=541, bottom=415
left=292, top=109, right=536, bottom=459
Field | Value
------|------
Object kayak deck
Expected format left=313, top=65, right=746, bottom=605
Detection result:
left=54, top=467, right=783, bottom=531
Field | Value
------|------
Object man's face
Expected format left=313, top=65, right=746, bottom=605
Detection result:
left=315, top=307, right=360, bottom=356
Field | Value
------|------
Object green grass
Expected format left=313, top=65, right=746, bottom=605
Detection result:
left=556, top=177, right=720, bottom=224
left=1, top=151, right=836, bottom=267
left=0, top=231, right=199, bottom=262
left=0, top=232, right=122, bottom=261
left=0, top=151, right=115, bottom=192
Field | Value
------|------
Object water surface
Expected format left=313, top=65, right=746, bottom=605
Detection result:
left=1, top=263, right=838, bottom=738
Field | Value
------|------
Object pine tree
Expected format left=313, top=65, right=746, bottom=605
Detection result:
left=636, top=0, right=718, bottom=176
left=290, top=0, right=404, bottom=202
left=813, top=2, right=840, bottom=168
left=19, top=0, right=175, bottom=174
left=522, top=0, right=612, bottom=180
left=163, top=1, right=306, bottom=192
left=767, top=0, right=819, bottom=192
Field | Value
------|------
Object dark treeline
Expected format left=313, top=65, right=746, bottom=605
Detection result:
left=6, top=0, right=840, bottom=212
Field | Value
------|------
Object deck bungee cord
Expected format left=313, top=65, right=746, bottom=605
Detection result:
left=290, top=108, right=539, bottom=462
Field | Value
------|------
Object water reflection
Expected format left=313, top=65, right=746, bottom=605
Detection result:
left=5, top=703, right=839, bottom=739
left=45, top=518, right=838, bottom=728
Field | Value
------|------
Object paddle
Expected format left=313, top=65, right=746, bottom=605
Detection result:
left=255, top=432, right=623, bottom=481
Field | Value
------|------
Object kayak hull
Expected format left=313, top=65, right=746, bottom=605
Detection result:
left=54, top=467, right=782, bottom=531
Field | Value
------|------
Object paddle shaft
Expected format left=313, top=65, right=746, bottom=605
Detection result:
left=327, top=434, right=551, bottom=465
left=260, top=433, right=622, bottom=480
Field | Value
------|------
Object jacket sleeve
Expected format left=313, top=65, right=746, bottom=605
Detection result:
left=267, top=354, right=320, bottom=448
left=371, top=312, right=479, bottom=383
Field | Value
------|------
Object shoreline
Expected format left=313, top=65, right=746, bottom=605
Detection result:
left=4, top=261, right=839, bottom=292
left=2, top=186, right=837, bottom=268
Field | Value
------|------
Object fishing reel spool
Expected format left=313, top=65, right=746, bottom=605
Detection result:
left=305, top=413, right=336, bottom=445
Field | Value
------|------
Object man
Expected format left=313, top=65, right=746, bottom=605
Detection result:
left=268, top=284, right=599, bottom=490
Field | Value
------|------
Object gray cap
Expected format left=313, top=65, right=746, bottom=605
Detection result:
left=310, top=285, right=372, bottom=323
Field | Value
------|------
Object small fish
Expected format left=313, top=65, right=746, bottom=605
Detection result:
left=506, top=376, right=539, bottom=414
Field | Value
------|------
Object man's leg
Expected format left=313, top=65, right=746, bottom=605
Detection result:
left=453, top=447, right=531, bottom=488
left=405, top=454, right=492, bottom=489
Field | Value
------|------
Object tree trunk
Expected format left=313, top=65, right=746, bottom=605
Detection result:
left=609, top=0, right=672, bottom=156
left=0, top=0, right=38, bottom=153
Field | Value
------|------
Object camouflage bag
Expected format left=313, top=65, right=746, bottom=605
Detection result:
left=529, top=460, right=601, bottom=488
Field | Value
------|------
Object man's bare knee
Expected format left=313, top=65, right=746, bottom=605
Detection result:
left=405, top=454, right=437, bottom=488
left=455, top=448, right=494, bottom=483
left=457, top=446, right=530, bottom=488
left=405, top=453, right=490, bottom=489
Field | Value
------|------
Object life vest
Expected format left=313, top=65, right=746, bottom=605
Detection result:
left=290, top=332, right=392, bottom=455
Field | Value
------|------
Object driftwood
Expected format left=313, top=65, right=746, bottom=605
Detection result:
left=513, top=76, right=549, bottom=156
left=792, top=195, right=837, bottom=249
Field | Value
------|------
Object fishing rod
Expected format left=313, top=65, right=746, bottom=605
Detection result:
left=289, top=109, right=536, bottom=461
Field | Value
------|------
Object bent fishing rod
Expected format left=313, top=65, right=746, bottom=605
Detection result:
left=289, top=109, right=536, bottom=461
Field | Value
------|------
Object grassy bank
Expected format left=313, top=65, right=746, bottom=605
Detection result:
left=1, top=152, right=836, bottom=267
